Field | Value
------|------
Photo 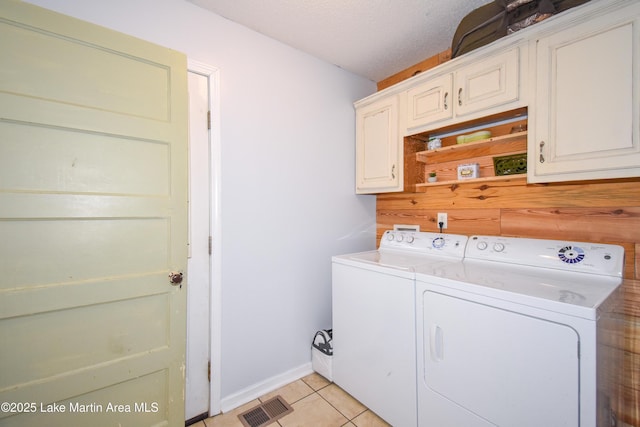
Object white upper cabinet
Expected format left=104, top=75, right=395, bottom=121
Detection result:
left=529, top=1, right=640, bottom=183
left=355, top=0, right=640, bottom=193
left=406, top=48, right=522, bottom=132
left=406, top=73, right=453, bottom=129
left=455, top=48, right=520, bottom=118
left=355, top=94, right=402, bottom=194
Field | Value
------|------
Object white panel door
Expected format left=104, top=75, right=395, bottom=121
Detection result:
left=421, top=290, right=579, bottom=427
left=0, top=2, right=188, bottom=426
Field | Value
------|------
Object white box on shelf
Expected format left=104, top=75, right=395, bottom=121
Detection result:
left=458, top=163, right=480, bottom=179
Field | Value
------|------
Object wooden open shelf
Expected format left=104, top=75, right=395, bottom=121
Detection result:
left=415, top=131, right=528, bottom=164
left=415, top=173, right=527, bottom=191
left=405, top=110, right=529, bottom=191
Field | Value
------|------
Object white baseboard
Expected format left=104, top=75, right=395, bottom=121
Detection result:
left=220, top=362, right=314, bottom=413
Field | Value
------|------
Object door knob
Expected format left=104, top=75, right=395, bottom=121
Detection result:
left=169, top=271, right=183, bottom=287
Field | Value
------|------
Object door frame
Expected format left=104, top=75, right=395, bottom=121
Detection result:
left=187, top=59, right=222, bottom=416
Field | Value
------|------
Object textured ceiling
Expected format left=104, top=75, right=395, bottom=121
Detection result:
left=187, top=0, right=494, bottom=82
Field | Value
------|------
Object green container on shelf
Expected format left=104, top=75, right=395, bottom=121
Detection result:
left=493, top=153, right=527, bottom=176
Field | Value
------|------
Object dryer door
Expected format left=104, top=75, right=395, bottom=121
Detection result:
left=420, top=290, right=579, bottom=427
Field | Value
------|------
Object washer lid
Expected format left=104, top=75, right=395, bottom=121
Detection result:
left=345, top=250, right=426, bottom=269
left=332, top=248, right=467, bottom=279
left=332, top=250, right=428, bottom=274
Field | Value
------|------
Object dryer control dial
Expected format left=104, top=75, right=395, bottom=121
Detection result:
left=432, top=237, right=446, bottom=249
left=493, top=243, right=505, bottom=252
left=558, top=246, right=585, bottom=264
left=476, top=241, right=488, bottom=250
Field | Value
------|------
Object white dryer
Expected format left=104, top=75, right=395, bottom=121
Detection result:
left=332, top=230, right=468, bottom=427
left=415, top=235, right=624, bottom=427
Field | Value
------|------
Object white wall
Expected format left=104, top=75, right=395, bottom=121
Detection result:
left=26, top=0, right=377, bottom=406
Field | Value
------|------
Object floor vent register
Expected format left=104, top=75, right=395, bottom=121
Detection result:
left=238, top=395, right=293, bottom=427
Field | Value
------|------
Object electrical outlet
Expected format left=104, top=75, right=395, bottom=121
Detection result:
left=437, top=212, right=448, bottom=229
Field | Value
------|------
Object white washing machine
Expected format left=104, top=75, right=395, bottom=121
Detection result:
left=332, top=230, right=468, bottom=427
left=415, top=235, right=625, bottom=427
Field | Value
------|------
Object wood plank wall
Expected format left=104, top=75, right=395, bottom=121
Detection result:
left=376, top=176, right=640, bottom=425
left=377, top=49, right=451, bottom=91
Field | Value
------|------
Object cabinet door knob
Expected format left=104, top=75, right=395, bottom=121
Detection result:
left=539, top=141, right=545, bottom=163
left=391, top=164, right=396, bottom=179
left=444, top=92, right=448, bottom=110
left=458, top=88, right=463, bottom=106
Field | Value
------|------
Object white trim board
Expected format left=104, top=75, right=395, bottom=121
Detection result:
left=220, top=363, right=314, bottom=413
left=187, top=58, right=223, bottom=417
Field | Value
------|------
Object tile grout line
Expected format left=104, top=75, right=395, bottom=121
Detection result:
left=267, top=378, right=331, bottom=426
left=202, top=375, right=377, bottom=427
left=317, top=390, right=368, bottom=423
left=300, top=378, right=368, bottom=424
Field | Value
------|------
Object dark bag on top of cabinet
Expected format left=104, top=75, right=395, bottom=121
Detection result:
left=451, top=0, right=591, bottom=58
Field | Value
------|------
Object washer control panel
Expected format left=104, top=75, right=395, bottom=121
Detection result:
left=466, top=235, right=624, bottom=277
left=380, top=230, right=468, bottom=258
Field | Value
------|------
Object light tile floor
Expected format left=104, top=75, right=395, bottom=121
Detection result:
left=193, top=373, right=391, bottom=427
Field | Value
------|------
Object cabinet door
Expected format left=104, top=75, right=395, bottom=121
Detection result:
left=406, top=73, right=453, bottom=129
left=356, top=95, right=402, bottom=193
left=530, top=4, right=640, bottom=182
left=455, top=48, right=520, bottom=118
